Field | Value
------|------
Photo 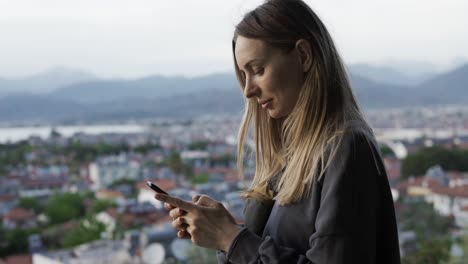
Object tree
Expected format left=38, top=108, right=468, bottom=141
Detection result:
left=191, top=173, right=209, bottom=184
left=398, top=199, right=454, bottom=263
left=379, top=144, right=395, bottom=157
left=167, top=151, right=183, bottom=175
left=399, top=200, right=453, bottom=238
left=62, top=217, right=105, bottom=248
left=110, top=178, right=136, bottom=187
left=402, top=238, right=452, bottom=264
left=133, top=143, right=162, bottom=154
left=88, top=199, right=116, bottom=215
left=18, top=197, right=42, bottom=214
left=166, top=151, right=194, bottom=181
left=188, top=141, right=208, bottom=151
left=45, top=193, right=85, bottom=224
left=40, top=220, right=79, bottom=250
left=401, top=146, right=468, bottom=179
left=0, top=227, right=40, bottom=257
left=0, top=141, right=33, bottom=171
left=0, top=226, right=8, bottom=256
left=446, top=229, right=468, bottom=264
left=1, top=229, right=29, bottom=257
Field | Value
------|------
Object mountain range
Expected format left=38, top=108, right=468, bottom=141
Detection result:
left=0, top=63, right=467, bottom=123
left=0, top=67, right=97, bottom=95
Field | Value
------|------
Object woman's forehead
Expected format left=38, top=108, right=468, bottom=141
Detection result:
left=235, top=36, right=270, bottom=69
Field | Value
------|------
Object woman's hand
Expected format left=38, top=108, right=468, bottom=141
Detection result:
left=165, top=196, right=194, bottom=240
left=155, top=193, right=242, bottom=251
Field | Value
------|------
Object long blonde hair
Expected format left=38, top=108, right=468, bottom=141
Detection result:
left=233, top=0, right=373, bottom=205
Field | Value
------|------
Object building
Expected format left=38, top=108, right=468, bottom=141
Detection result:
left=33, top=240, right=137, bottom=264
left=0, top=254, right=33, bottom=264
left=19, top=177, right=66, bottom=199
left=383, top=157, right=401, bottom=184
left=2, top=208, right=36, bottom=230
left=0, top=194, right=18, bottom=217
left=89, top=153, right=142, bottom=190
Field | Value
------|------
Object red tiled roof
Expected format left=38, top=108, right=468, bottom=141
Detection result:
left=105, top=208, right=118, bottom=218
left=397, top=177, right=442, bottom=192
left=95, top=189, right=124, bottom=199
left=0, top=194, right=16, bottom=203
left=225, top=170, right=240, bottom=182
left=398, top=176, right=468, bottom=198
left=205, top=167, right=235, bottom=174
left=3, top=208, right=35, bottom=221
left=447, top=171, right=464, bottom=180
left=21, top=178, right=65, bottom=188
left=431, top=185, right=468, bottom=198
left=1, top=254, right=32, bottom=264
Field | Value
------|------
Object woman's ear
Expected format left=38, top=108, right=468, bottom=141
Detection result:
left=295, top=39, right=312, bottom=73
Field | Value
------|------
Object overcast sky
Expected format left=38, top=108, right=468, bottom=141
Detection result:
left=0, top=0, right=467, bottom=78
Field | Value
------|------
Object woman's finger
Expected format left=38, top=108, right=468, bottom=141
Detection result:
left=165, top=202, right=176, bottom=210
left=169, top=208, right=185, bottom=219
left=177, top=230, right=191, bottom=239
left=172, top=217, right=188, bottom=230
left=192, top=194, right=201, bottom=203
left=196, top=195, right=219, bottom=207
left=155, top=193, right=197, bottom=213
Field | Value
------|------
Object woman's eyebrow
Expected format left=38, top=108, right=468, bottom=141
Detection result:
left=243, top=58, right=262, bottom=70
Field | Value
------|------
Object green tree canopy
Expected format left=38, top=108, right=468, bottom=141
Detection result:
left=88, top=199, right=116, bottom=215
left=45, top=193, right=85, bottom=225
left=62, top=217, right=105, bottom=248
left=401, top=146, right=468, bottom=179
left=379, top=144, right=396, bottom=157
left=133, top=143, right=162, bottom=154
left=188, top=141, right=209, bottom=151
left=18, top=197, right=43, bottom=214
left=398, top=199, right=453, bottom=263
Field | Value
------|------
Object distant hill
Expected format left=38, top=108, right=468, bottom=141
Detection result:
left=0, top=63, right=466, bottom=122
left=349, top=74, right=413, bottom=109
left=348, top=64, right=432, bottom=86
left=416, top=63, right=468, bottom=105
left=0, top=94, right=86, bottom=121
left=79, top=87, right=245, bottom=122
left=48, top=73, right=237, bottom=103
left=0, top=67, right=97, bottom=94
left=0, top=87, right=244, bottom=122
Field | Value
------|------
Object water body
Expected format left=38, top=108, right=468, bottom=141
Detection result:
left=0, top=124, right=148, bottom=143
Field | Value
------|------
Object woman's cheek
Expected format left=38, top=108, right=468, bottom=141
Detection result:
left=261, top=73, right=277, bottom=95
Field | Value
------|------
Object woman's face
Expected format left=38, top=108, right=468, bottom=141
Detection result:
left=234, top=36, right=305, bottom=119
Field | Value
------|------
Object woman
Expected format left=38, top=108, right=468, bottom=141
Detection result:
left=154, top=0, right=401, bottom=263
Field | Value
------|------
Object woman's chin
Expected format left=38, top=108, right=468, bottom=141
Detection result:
left=267, top=109, right=284, bottom=119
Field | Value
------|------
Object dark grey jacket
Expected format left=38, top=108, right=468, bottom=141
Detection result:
left=217, top=132, right=401, bottom=263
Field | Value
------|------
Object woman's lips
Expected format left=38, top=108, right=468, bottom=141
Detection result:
left=261, top=99, right=273, bottom=109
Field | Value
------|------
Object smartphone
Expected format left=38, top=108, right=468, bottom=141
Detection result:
left=146, top=181, right=169, bottom=195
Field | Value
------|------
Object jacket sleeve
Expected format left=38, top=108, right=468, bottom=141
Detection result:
left=218, top=133, right=395, bottom=264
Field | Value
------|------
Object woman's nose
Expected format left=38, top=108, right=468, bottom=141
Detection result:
left=243, top=78, right=259, bottom=99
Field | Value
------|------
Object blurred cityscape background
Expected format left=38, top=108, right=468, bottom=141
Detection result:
left=0, top=0, right=467, bottom=263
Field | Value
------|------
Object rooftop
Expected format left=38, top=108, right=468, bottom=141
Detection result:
left=3, top=208, right=35, bottom=221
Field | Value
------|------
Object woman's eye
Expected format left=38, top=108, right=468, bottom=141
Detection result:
left=253, top=68, right=264, bottom=75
